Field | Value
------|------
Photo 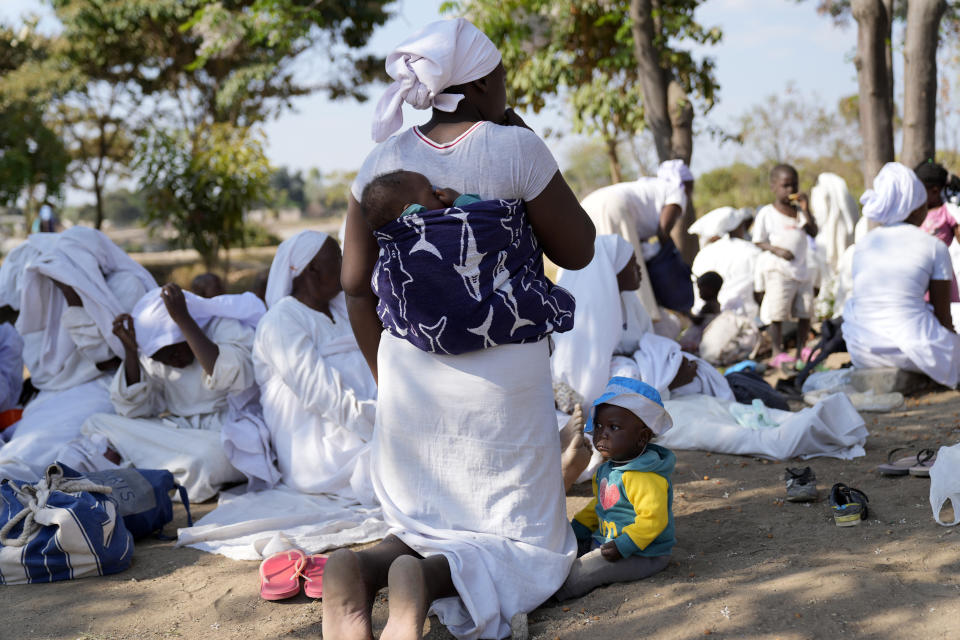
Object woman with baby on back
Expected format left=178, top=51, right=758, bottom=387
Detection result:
left=328, top=17, right=596, bottom=640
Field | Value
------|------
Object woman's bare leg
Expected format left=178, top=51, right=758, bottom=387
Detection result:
left=380, top=554, right=456, bottom=640
left=321, top=535, right=419, bottom=640
left=560, top=404, right=590, bottom=491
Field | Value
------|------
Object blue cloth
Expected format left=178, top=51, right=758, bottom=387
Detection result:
left=586, top=376, right=672, bottom=436
left=373, top=198, right=575, bottom=355
left=401, top=193, right=481, bottom=217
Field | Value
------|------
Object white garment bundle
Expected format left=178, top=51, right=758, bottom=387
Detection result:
left=810, top=172, right=858, bottom=272
left=657, top=393, right=867, bottom=460
left=616, top=333, right=734, bottom=402
left=0, top=233, right=58, bottom=309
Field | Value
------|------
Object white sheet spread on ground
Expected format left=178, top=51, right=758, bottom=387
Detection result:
left=374, top=333, right=575, bottom=640
left=656, top=392, right=867, bottom=460
left=177, top=485, right=388, bottom=560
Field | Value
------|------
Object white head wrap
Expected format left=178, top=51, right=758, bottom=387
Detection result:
left=371, top=18, right=502, bottom=143
left=687, top=206, right=752, bottom=246
left=133, top=288, right=265, bottom=357
left=265, top=231, right=330, bottom=308
left=657, top=159, right=695, bottom=188
left=588, top=376, right=673, bottom=436
left=860, top=162, right=927, bottom=226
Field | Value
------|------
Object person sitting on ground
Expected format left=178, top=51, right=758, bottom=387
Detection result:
left=842, top=162, right=960, bottom=388
left=692, top=271, right=722, bottom=325
left=68, top=283, right=262, bottom=500
left=753, top=164, right=818, bottom=360
left=359, top=169, right=481, bottom=229
left=690, top=207, right=761, bottom=317
left=253, top=230, right=378, bottom=500
left=191, top=272, right=226, bottom=299
left=554, top=376, right=675, bottom=601
left=915, top=159, right=960, bottom=302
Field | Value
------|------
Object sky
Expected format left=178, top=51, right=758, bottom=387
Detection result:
left=0, top=0, right=864, bottom=203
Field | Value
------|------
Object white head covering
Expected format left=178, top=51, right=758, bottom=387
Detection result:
left=265, top=231, right=330, bottom=308
left=552, top=235, right=652, bottom=405
left=133, top=288, right=265, bottom=357
left=657, top=159, right=695, bottom=188
left=588, top=376, right=673, bottom=436
left=371, top=18, right=502, bottom=143
left=860, top=162, right=927, bottom=226
left=0, top=233, right=58, bottom=310
left=688, top=206, right=752, bottom=246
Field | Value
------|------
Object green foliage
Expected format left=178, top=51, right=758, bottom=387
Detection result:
left=136, top=123, right=274, bottom=271
left=448, top=0, right=720, bottom=157
left=269, top=167, right=307, bottom=210
left=562, top=139, right=639, bottom=200
left=72, top=188, right=146, bottom=226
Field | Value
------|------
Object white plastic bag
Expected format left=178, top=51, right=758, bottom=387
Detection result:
left=929, top=443, right=960, bottom=526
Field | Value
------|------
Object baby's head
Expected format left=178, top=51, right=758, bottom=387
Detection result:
left=696, top=271, right=723, bottom=303
left=191, top=272, right=225, bottom=298
left=360, top=170, right=445, bottom=230
left=589, top=378, right=673, bottom=461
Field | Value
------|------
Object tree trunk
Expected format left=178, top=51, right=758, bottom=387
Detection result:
left=852, top=0, right=896, bottom=187
left=605, top=138, right=623, bottom=183
left=667, top=80, right=694, bottom=165
left=629, top=0, right=672, bottom=162
left=882, top=0, right=894, bottom=112
left=901, top=0, right=947, bottom=168
left=93, top=178, right=104, bottom=230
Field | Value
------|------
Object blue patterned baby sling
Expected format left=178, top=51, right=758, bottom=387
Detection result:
left=372, top=198, right=576, bottom=355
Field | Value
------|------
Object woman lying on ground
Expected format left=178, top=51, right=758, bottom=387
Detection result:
left=327, top=17, right=596, bottom=640
left=842, top=162, right=960, bottom=388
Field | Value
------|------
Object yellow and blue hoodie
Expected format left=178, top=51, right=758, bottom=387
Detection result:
left=572, top=443, right=676, bottom=558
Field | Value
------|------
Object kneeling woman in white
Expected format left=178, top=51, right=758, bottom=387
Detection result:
left=842, top=162, right=960, bottom=387
left=253, top=231, right=377, bottom=502
left=552, top=234, right=733, bottom=406
left=79, top=284, right=262, bottom=500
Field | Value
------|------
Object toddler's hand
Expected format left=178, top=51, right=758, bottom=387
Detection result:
left=600, top=541, right=622, bottom=562
left=434, top=187, right=461, bottom=207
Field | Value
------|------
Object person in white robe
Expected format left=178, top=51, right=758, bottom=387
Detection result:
left=580, top=160, right=695, bottom=322
left=0, top=322, right=22, bottom=415
left=690, top=206, right=761, bottom=317
left=76, top=284, right=262, bottom=501
left=0, top=228, right=155, bottom=481
left=253, top=231, right=377, bottom=501
left=843, top=162, right=960, bottom=387
left=552, top=234, right=734, bottom=407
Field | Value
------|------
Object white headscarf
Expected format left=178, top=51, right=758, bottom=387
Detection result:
left=552, top=235, right=642, bottom=405
left=0, top=233, right=58, bottom=310
left=265, top=231, right=330, bottom=308
left=133, top=288, right=265, bottom=357
left=657, top=159, right=695, bottom=188
left=861, top=162, right=927, bottom=226
left=688, top=206, right=751, bottom=246
left=371, top=18, right=502, bottom=143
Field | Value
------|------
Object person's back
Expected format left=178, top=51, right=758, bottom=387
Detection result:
left=851, top=224, right=947, bottom=311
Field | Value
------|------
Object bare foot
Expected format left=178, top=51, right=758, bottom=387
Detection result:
left=560, top=404, right=591, bottom=491
left=321, top=549, right=375, bottom=640
left=380, top=555, right=430, bottom=640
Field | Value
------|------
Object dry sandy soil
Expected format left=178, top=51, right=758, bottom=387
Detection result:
left=5, top=383, right=960, bottom=639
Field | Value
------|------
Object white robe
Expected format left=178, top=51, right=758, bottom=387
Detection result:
left=80, top=317, right=253, bottom=501
left=253, top=295, right=377, bottom=499
left=843, top=223, right=960, bottom=387
left=691, top=236, right=761, bottom=317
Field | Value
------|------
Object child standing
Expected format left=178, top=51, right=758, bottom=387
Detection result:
left=753, top=164, right=818, bottom=359
left=555, top=377, right=676, bottom=601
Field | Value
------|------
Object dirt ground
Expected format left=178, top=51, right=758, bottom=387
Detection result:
left=4, top=382, right=960, bottom=639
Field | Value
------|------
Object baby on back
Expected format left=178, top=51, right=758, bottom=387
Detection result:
left=359, top=170, right=480, bottom=230
left=358, top=170, right=575, bottom=356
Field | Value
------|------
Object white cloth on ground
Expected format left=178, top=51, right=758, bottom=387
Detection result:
left=177, top=485, right=388, bottom=560
left=691, top=236, right=761, bottom=316
left=0, top=376, right=113, bottom=482
left=861, top=162, right=927, bottom=226
left=17, top=228, right=155, bottom=390
left=0, top=233, right=58, bottom=309
left=371, top=18, right=502, bottom=143
left=253, top=294, right=377, bottom=500
left=0, top=324, right=23, bottom=412
left=752, top=204, right=810, bottom=281
left=810, top=172, right=858, bottom=272
left=611, top=333, right=734, bottom=402
left=264, top=231, right=329, bottom=308
left=842, top=223, right=960, bottom=387
left=80, top=316, right=256, bottom=501
left=373, top=332, right=575, bottom=640
left=657, top=393, right=867, bottom=460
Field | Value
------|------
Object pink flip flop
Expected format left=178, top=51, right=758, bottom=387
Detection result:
left=300, top=555, right=327, bottom=599
left=259, top=549, right=306, bottom=601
